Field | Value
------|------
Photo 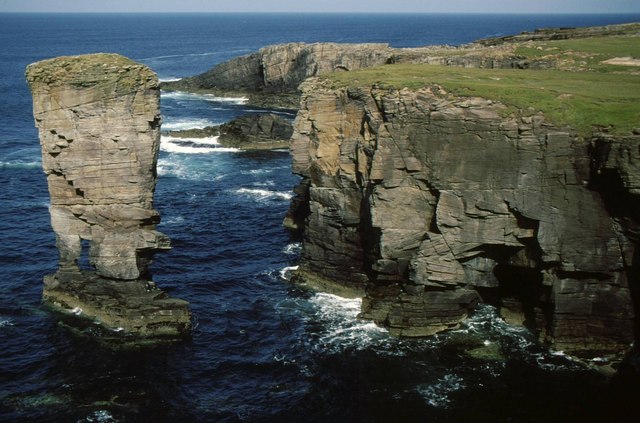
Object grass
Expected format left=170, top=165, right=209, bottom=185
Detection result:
left=327, top=63, right=640, bottom=136
left=514, top=36, right=640, bottom=72
left=324, top=34, right=640, bottom=135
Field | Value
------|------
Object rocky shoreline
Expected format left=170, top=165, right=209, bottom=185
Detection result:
left=25, top=22, right=640, bottom=355
left=164, top=21, right=640, bottom=357
left=164, top=113, right=293, bottom=150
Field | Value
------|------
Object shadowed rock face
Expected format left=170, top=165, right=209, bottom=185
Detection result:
left=26, top=53, right=190, bottom=341
left=289, top=78, right=638, bottom=355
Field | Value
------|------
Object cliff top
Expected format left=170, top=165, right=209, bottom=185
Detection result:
left=26, top=53, right=157, bottom=90
left=475, top=22, right=640, bottom=46
left=326, top=32, right=640, bottom=135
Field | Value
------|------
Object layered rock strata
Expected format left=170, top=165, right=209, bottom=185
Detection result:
left=26, top=53, right=191, bottom=341
left=218, top=113, right=293, bottom=150
left=290, top=78, right=637, bottom=354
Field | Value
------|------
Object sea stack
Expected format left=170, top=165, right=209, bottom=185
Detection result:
left=26, top=53, right=190, bottom=341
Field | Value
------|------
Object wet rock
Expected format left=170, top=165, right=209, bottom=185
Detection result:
left=218, top=113, right=293, bottom=150
left=26, top=53, right=191, bottom=341
left=164, top=113, right=293, bottom=150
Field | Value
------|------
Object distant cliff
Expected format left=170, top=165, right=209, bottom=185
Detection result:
left=160, top=23, right=640, bottom=111
left=162, top=42, right=395, bottom=108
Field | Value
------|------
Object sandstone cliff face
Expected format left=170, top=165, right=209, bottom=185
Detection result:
left=26, top=54, right=190, bottom=340
left=290, top=78, right=638, bottom=354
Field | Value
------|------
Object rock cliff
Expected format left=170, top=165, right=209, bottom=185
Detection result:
left=289, top=77, right=638, bottom=355
left=162, top=42, right=395, bottom=108
left=26, top=53, right=191, bottom=341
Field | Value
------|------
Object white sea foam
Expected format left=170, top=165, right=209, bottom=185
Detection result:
left=279, top=265, right=299, bottom=280
left=307, top=293, right=389, bottom=351
left=282, top=242, right=302, bottom=256
left=140, top=51, right=219, bottom=61
left=0, top=318, right=14, bottom=328
left=0, top=160, right=41, bottom=169
left=161, top=117, right=219, bottom=131
left=159, top=77, right=182, bottom=83
left=163, top=215, right=185, bottom=225
left=251, top=180, right=276, bottom=187
left=416, top=374, right=466, bottom=409
left=447, top=304, right=587, bottom=372
left=234, top=188, right=293, bottom=201
left=81, top=409, right=119, bottom=423
left=160, top=91, right=248, bottom=104
left=241, top=165, right=290, bottom=175
left=161, top=135, right=239, bottom=154
left=157, top=158, right=227, bottom=181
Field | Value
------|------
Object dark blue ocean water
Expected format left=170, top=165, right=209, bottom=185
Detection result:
left=1, top=13, right=640, bottom=422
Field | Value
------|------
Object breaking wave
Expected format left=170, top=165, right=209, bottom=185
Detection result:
left=159, top=77, right=182, bottom=83
left=282, top=242, right=302, bottom=256
left=279, top=265, right=299, bottom=280
left=160, top=136, right=239, bottom=154
left=161, top=117, right=220, bottom=131
left=0, top=160, right=41, bottom=170
left=161, top=91, right=248, bottom=104
left=234, top=188, right=293, bottom=201
left=138, top=51, right=220, bottom=61
left=307, top=293, right=390, bottom=352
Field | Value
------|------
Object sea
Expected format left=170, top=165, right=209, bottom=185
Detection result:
left=1, top=13, right=640, bottom=422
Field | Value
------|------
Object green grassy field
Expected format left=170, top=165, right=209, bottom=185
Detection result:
left=515, top=35, right=640, bottom=73
left=327, top=36, right=640, bottom=136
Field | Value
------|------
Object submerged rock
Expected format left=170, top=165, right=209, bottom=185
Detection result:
left=26, top=53, right=191, bottom=341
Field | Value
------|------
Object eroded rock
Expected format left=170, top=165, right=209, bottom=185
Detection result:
left=26, top=53, right=190, bottom=341
left=162, top=42, right=395, bottom=108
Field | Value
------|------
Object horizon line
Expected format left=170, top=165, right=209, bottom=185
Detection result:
left=1, top=11, right=640, bottom=15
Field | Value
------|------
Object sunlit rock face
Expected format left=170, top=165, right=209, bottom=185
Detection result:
left=289, top=78, right=638, bottom=355
left=27, top=53, right=190, bottom=341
